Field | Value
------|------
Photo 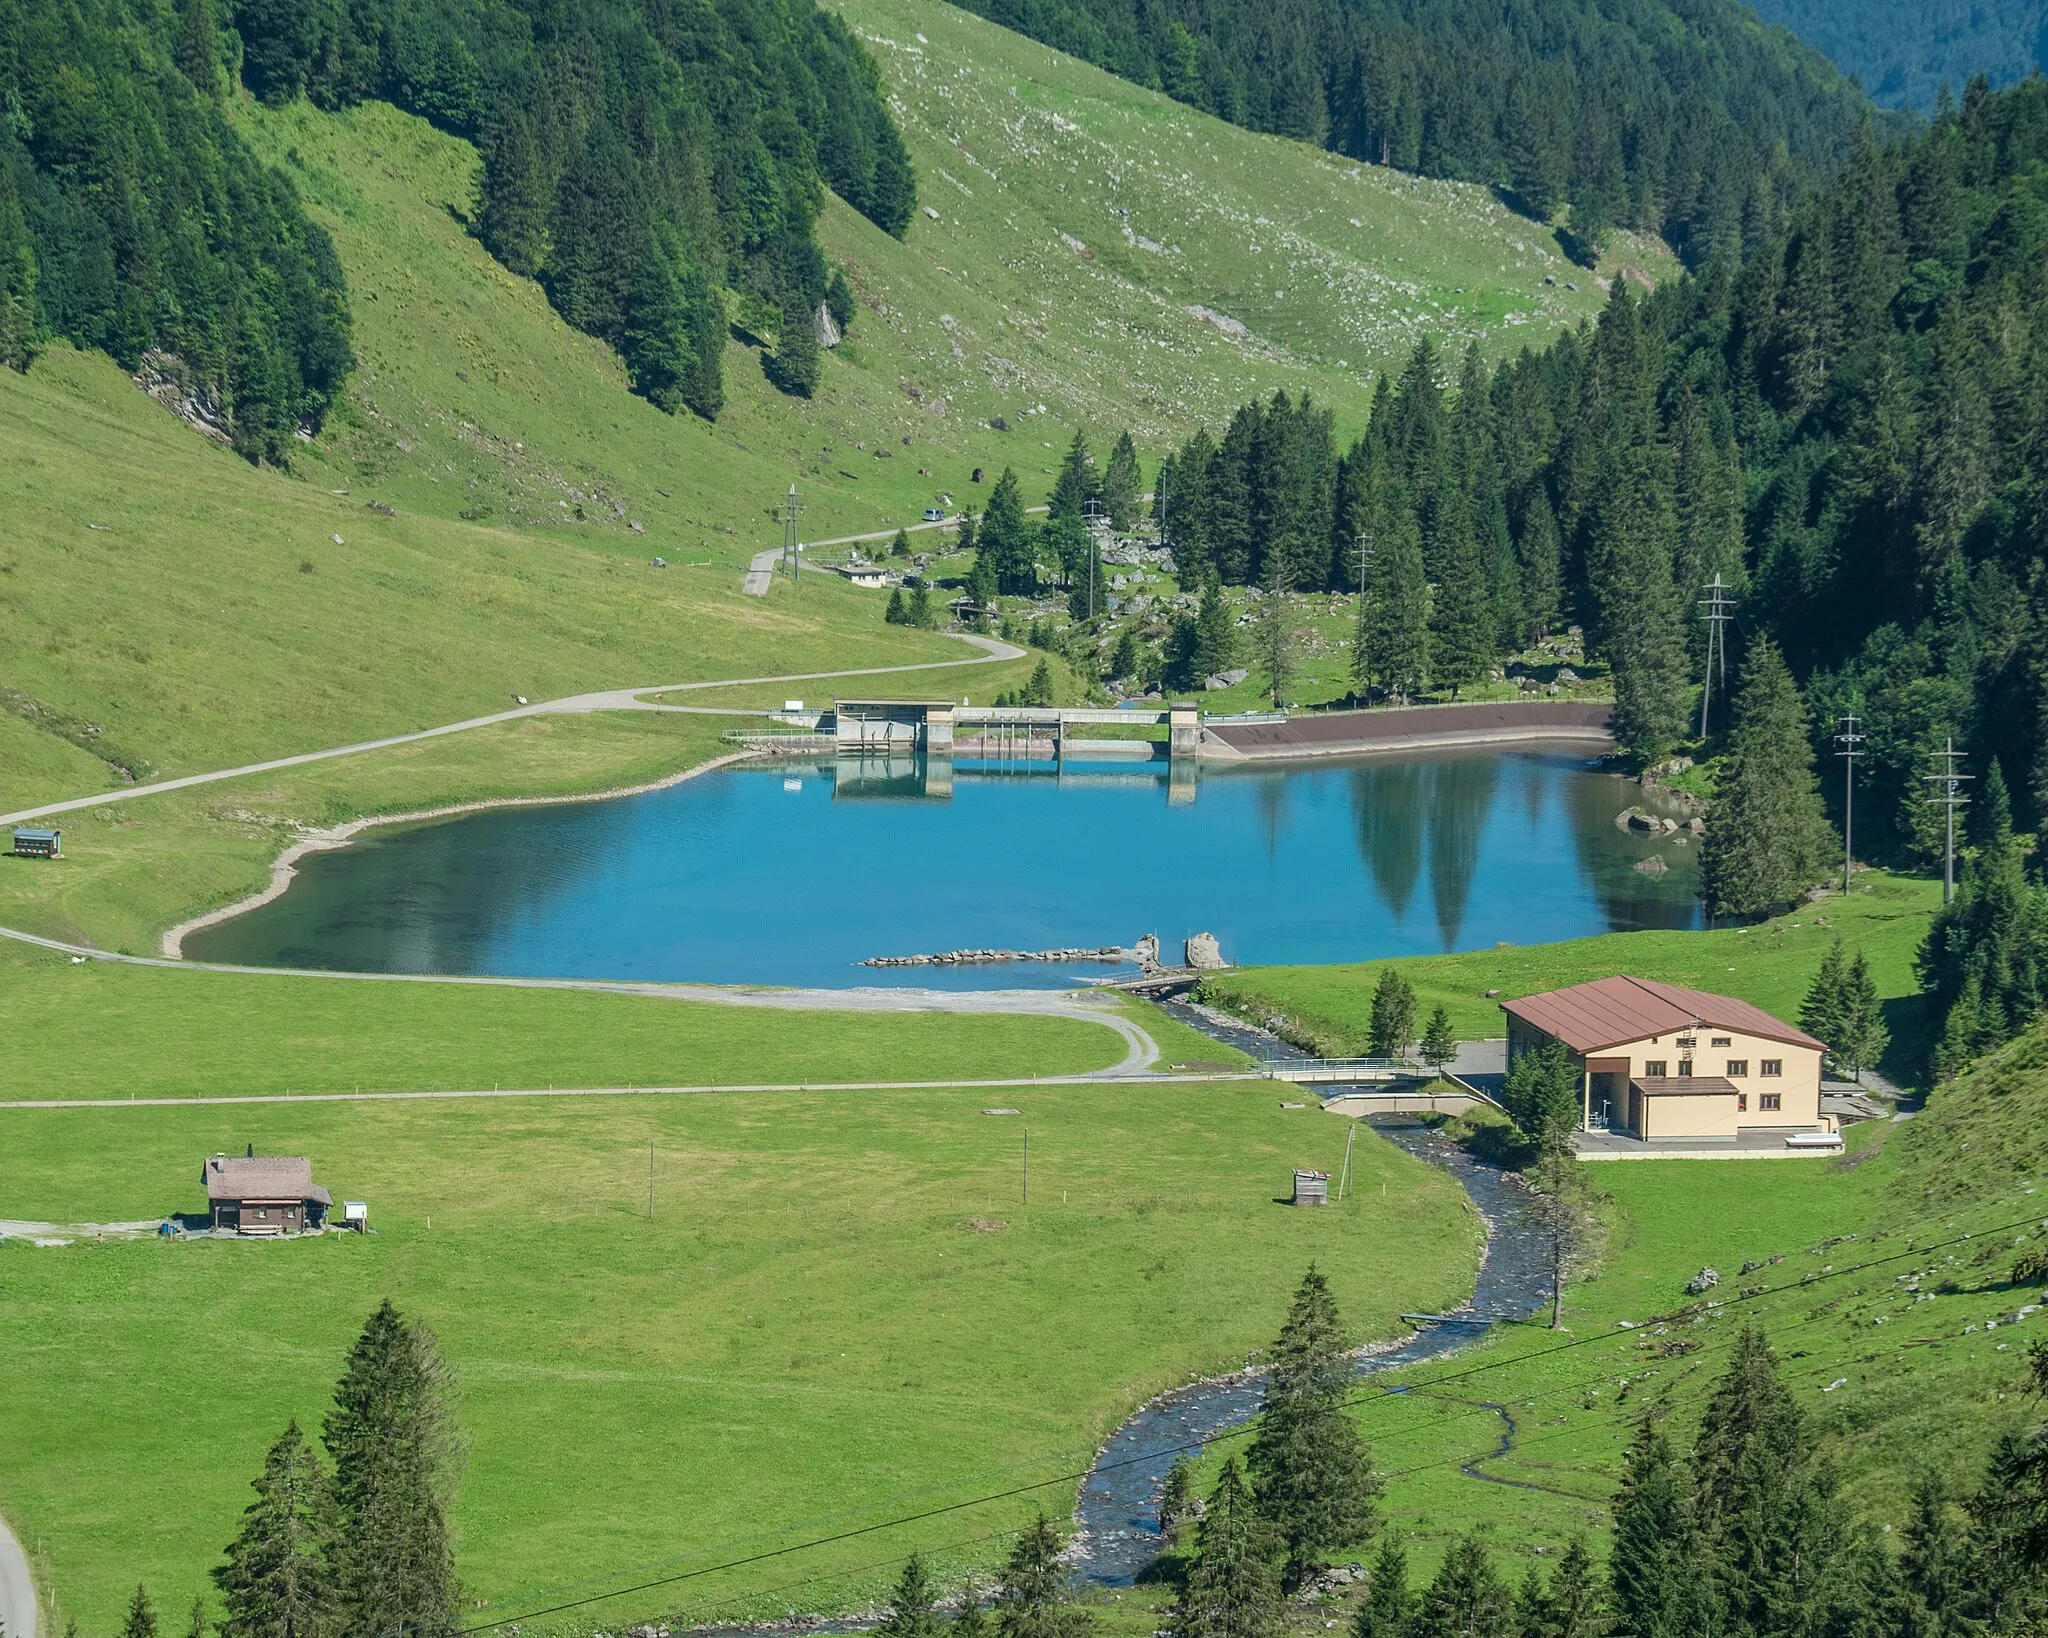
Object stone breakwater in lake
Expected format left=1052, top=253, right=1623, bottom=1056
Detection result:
left=861, top=946, right=1132, bottom=967
left=1068, top=1000, right=1552, bottom=1586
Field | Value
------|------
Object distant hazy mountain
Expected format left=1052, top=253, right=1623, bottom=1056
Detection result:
left=1747, top=0, right=2048, bottom=110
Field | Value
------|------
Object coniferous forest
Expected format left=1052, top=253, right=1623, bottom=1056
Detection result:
left=1156, top=74, right=2048, bottom=865
left=937, top=0, right=1879, bottom=265
left=0, top=0, right=915, bottom=456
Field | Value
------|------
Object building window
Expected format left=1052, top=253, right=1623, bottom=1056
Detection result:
left=1678, top=1059, right=1694, bottom=1077
left=1737, top=1093, right=1748, bottom=1112
left=1726, top=1059, right=1748, bottom=1077
left=1761, top=1059, right=1783, bottom=1077
left=1711, top=1036, right=1732, bottom=1048
left=1644, top=1059, right=1667, bottom=1078
left=1761, top=1093, right=1782, bottom=1112
left=1677, top=1036, right=1697, bottom=1049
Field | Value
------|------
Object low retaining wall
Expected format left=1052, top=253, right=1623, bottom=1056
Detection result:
left=1202, top=700, right=1614, bottom=761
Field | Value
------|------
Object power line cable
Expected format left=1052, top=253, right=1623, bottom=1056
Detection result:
left=457, top=1208, right=2042, bottom=1634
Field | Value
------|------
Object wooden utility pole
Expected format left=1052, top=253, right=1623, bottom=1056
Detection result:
left=1924, top=738, right=1972, bottom=904
left=1337, top=1121, right=1357, bottom=1201
left=1355, top=526, right=1374, bottom=599
left=1698, top=573, right=1736, bottom=738
left=1835, top=714, right=1863, bottom=897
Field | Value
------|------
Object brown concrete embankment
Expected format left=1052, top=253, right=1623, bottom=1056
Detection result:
left=1202, top=700, right=1614, bottom=760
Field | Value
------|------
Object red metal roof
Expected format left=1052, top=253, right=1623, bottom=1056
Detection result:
left=1502, top=976, right=1823, bottom=1054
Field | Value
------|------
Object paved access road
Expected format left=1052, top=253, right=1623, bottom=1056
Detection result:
left=0, top=635, right=1024, bottom=829
left=0, top=1505, right=35, bottom=1638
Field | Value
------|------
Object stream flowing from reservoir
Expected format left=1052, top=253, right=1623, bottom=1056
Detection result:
left=188, top=747, right=1702, bottom=984
left=1071, top=1005, right=1551, bottom=1586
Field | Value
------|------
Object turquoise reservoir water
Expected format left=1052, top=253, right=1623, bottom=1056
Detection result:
left=186, top=749, right=1704, bottom=987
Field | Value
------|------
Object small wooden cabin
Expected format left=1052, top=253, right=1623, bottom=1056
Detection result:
left=11, top=827, right=62, bottom=858
left=203, top=1155, right=333, bottom=1235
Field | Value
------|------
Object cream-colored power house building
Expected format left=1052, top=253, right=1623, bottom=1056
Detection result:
left=1502, top=976, right=1830, bottom=1141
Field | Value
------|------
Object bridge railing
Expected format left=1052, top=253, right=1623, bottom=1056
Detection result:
left=1261, top=1056, right=1424, bottom=1077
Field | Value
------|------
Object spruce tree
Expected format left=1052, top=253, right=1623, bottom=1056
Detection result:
left=891, top=529, right=913, bottom=558
left=1899, top=1471, right=1976, bottom=1635
left=764, top=292, right=821, bottom=397
left=1352, top=1536, right=1411, bottom=1638
left=1543, top=1538, right=1604, bottom=1638
left=1514, top=491, right=1562, bottom=645
left=1586, top=446, right=1689, bottom=763
left=1502, top=1037, right=1580, bottom=1140
left=1101, top=432, right=1143, bottom=530
left=1253, top=556, right=1300, bottom=708
left=1159, top=1455, right=1198, bottom=1547
left=994, top=1515, right=1092, bottom=1638
left=1166, top=1459, right=1283, bottom=1638
left=1799, top=939, right=1848, bottom=1066
left=1609, top=1416, right=1701, bottom=1637
left=185, top=1599, right=208, bottom=1638
left=1835, top=950, right=1888, bottom=1082
left=1693, top=1326, right=1839, bottom=1638
left=886, top=589, right=908, bottom=626
left=908, top=583, right=935, bottom=629
left=1368, top=970, right=1418, bottom=1059
left=1410, top=1534, right=1512, bottom=1637
left=1193, top=582, right=1237, bottom=681
left=324, top=1301, right=463, bottom=1638
left=1247, top=1268, right=1380, bottom=1582
left=1700, top=639, right=1835, bottom=917
left=1420, top=1005, right=1456, bottom=1073
left=876, top=1555, right=945, bottom=1638
left=1049, top=431, right=1097, bottom=524
left=1427, top=486, right=1494, bottom=697
left=1359, top=516, right=1429, bottom=703
left=1025, top=660, right=1055, bottom=708
left=122, top=1586, right=160, bottom=1638
left=981, top=470, right=1035, bottom=595
left=215, top=1420, right=337, bottom=1638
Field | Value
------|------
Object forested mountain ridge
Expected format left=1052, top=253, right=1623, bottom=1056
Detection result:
left=1748, top=0, right=2048, bottom=112
left=0, top=0, right=913, bottom=459
left=937, top=0, right=1882, bottom=267
left=1152, top=74, right=2048, bottom=888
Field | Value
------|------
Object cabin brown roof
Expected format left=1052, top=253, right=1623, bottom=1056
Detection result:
left=1501, top=976, right=1823, bottom=1054
left=202, top=1155, right=333, bottom=1206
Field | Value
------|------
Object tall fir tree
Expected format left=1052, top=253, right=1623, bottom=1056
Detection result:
left=122, top=1586, right=161, bottom=1638
left=1700, top=638, right=1835, bottom=917
left=1799, top=938, right=1849, bottom=1062
left=1351, top=1536, right=1411, bottom=1638
left=1359, top=518, right=1430, bottom=702
left=1101, top=431, right=1143, bottom=530
left=215, top=1420, right=337, bottom=1638
left=1588, top=449, right=1691, bottom=763
left=1514, top=490, right=1563, bottom=645
left=1049, top=431, right=1098, bottom=524
left=1166, top=1459, right=1283, bottom=1638
left=1427, top=483, right=1494, bottom=696
left=980, top=469, right=1036, bottom=595
left=994, top=1515, right=1092, bottom=1638
left=875, top=1556, right=944, bottom=1638
left=1253, top=555, right=1300, bottom=707
left=1247, top=1268, right=1381, bottom=1581
left=1409, top=1534, right=1512, bottom=1637
left=324, top=1301, right=463, bottom=1638
left=1368, top=969, right=1418, bottom=1058
left=1609, top=1416, right=1702, bottom=1638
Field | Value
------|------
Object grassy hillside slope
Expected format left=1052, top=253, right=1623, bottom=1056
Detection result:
left=0, top=0, right=1634, bottom=813
left=0, top=1081, right=1478, bottom=1633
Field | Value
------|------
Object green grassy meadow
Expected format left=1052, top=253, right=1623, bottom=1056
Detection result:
left=0, top=1082, right=1480, bottom=1633
left=0, top=936, right=1199, bottom=1099
left=1201, top=870, right=1943, bottom=1079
